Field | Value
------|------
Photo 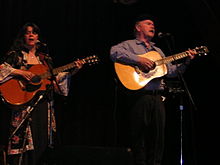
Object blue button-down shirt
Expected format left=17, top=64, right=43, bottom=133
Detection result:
left=110, top=39, right=186, bottom=91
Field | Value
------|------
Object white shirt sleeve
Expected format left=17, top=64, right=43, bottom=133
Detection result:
left=0, top=62, right=15, bottom=83
left=55, top=72, right=71, bottom=96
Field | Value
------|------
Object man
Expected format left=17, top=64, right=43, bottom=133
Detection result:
left=110, top=14, right=196, bottom=165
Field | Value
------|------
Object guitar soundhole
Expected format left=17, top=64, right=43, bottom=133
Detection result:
left=138, top=63, right=156, bottom=73
left=25, top=83, right=41, bottom=92
left=141, top=68, right=150, bottom=73
left=24, top=76, right=42, bottom=92
left=31, top=75, right=41, bottom=83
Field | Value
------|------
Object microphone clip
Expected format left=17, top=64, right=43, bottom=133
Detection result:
left=157, top=32, right=172, bottom=38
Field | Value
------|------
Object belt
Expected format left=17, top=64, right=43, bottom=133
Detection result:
left=144, top=90, right=165, bottom=95
left=131, top=90, right=166, bottom=96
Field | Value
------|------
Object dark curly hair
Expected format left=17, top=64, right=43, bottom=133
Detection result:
left=9, top=22, right=41, bottom=52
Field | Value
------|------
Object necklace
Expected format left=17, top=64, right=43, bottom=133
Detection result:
left=29, top=52, right=36, bottom=58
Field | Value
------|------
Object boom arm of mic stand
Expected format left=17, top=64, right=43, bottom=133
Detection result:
left=9, top=95, right=44, bottom=140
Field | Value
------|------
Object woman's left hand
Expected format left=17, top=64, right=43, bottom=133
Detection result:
left=74, top=59, right=84, bottom=69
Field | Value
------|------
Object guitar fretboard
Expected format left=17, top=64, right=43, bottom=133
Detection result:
left=39, top=55, right=99, bottom=79
left=156, top=51, right=189, bottom=65
left=40, top=62, right=76, bottom=79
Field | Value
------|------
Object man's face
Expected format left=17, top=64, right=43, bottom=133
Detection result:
left=136, top=19, right=155, bottom=39
left=24, top=26, right=39, bottom=46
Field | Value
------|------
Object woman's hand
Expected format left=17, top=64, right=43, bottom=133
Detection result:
left=74, top=59, right=84, bottom=70
left=69, top=59, right=85, bottom=76
left=11, top=69, right=35, bottom=81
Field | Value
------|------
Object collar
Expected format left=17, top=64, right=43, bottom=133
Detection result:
left=135, top=38, right=155, bottom=46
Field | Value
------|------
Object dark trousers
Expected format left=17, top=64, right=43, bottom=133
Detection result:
left=129, top=94, right=166, bottom=165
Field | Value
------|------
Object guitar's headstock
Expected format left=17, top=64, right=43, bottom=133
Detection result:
left=82, top=55, right=100, bottom=65
left=195, top=46, right=209, bottom=56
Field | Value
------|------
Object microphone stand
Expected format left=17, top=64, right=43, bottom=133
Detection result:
left=8, top=94, right=45, bottom=141
left=42, top=45, right=58, bottom=148
left=161, top=35, right=198, bottom=165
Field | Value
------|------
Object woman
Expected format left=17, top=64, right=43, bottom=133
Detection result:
left=0, top=22, right=83, bottom=165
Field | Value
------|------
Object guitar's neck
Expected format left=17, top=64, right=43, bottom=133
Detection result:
left=41, top=62, right=76, bottom=79
left=156, top=51, right=189, bottom=66
left=155, top=46, right=208, bottom=66
left=39, top=55, right=99, bottom=79
left=53, top=62, right=76, bottom=75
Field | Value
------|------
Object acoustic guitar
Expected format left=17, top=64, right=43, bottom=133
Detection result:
left=0, top=55, right=99, bottom=106
left=114, top=46, right=208, bottom=90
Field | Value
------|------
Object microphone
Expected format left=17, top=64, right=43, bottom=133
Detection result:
left=157, top=32, right=172, bottom=38
left=36, top=40, right=47, bottom=46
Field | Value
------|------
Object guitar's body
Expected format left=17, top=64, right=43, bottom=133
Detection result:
left=115, top=51, right=167, bottom=90
left=0, top=64, right=51, bottom=105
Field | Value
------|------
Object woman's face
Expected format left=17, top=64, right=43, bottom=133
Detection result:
left=24, top=26, right=39, bottom=47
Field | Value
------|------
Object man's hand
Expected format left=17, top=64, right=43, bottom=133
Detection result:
left=138, top=56, right=156, bottom=72
left=186, top=49, right=197, bottom=59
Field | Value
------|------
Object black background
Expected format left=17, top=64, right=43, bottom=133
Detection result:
left=1, top=0, right=220, bottom=164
